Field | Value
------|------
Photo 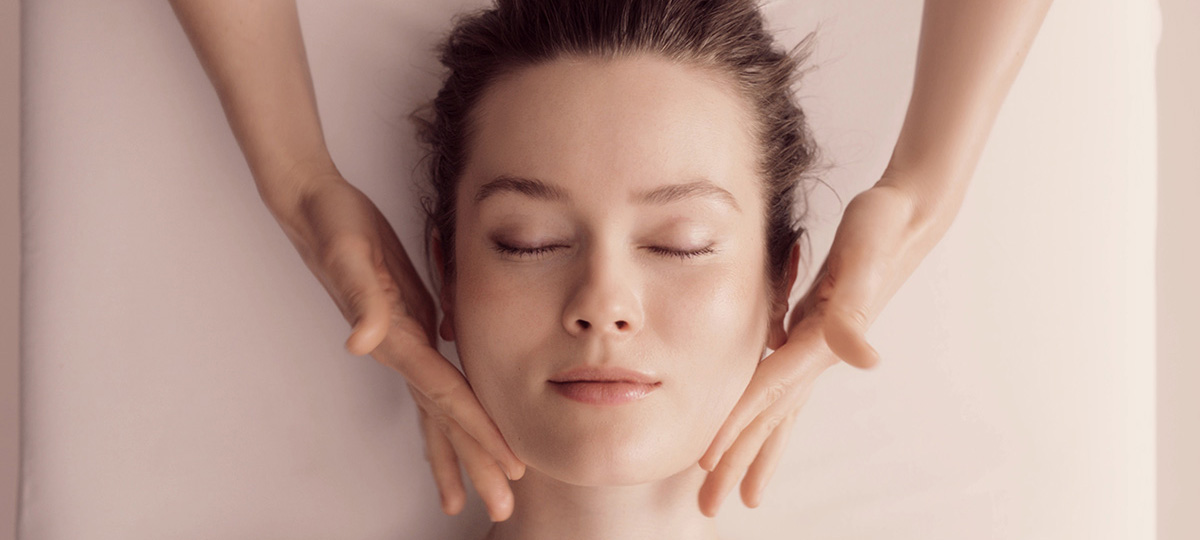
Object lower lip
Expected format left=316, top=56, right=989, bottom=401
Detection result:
left=550, top=381, right=660, bottom=405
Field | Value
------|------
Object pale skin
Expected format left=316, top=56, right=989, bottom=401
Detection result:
left=169, top=0, right=1054, bottom=523
left=432, top=54, right=817, bottom=539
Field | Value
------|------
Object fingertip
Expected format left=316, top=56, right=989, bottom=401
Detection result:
left=854, top=348, right=881, bottom=370
left=344, top=334, right=362, bottom=356
left=697, top=495, right=713, bottom=518
left=441, top=492, right=465, bottom=516
left=343, top=326, right=364, bottom=357
left=345, top=321, right=383, bottom=356
left=699, top=440, right=728, bottom=472
left=848, top=326, right=881, bottom=370
left=741, top=480, right=764, bottom=508
left=507, top=461, right=526, bottom=481
left=697, top=475, right=721, bottom=518
left=488, top=491, right=515, bottom=522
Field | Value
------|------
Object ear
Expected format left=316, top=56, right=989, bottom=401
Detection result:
left=431, top=229, right=456, bottom=343
left=766, top=241, right=801, bottom=351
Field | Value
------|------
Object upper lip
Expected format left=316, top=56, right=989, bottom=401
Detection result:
left=548, top=366, right=661, bottom=385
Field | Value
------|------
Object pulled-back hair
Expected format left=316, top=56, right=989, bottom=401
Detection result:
left=410, top=0, right=827, bottom=300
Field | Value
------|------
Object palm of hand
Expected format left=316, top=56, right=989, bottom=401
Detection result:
left=696, top=184, right=919, bottom=516
left=278, top=176, right=524, bottom=521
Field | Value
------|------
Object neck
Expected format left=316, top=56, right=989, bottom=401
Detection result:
left=482, top=463, right=720, bottom=540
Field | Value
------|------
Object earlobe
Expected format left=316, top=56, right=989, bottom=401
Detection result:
left=766, top=242, right=802, bottom=351
left=766, top=306, right=787, bottom=351
left=431, top=229, right=456, bottom=343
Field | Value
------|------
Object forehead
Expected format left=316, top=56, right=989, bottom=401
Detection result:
left=459, top=54, right=760, bottom=212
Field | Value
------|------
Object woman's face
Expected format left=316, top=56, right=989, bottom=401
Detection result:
left=434, top=54, right=795, bottom=487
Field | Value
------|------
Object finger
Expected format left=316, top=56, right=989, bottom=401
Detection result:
left=390, top=342, right=526, bottom=481
left=374, top=215, right=439, bottom=347
left=328, top=231, right=524, bottom=480
left=440, top=415, right=515, bottom=522
left=698, top=395, right=796, bottom=518
left=418, top=405, right=466, bottom=515
left=698, top=337, right=826, bottom=471
left=819, top=188, right=908, bottom=370
left=328, top=244, right=392, bottom=356
left=739, top=411, right=797, bottom=508
left=697, top=351, right=795, bottom=471
left=344, top=292, right=390, bottom=357
left=824, top=307, right=880, bottom=370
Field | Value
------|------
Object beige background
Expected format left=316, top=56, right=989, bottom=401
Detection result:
left=1154, top=0, right=1200, bottom=536
left=3, top=0, right=20, bottom=538
left=0, top=0, right=1196, bottom=538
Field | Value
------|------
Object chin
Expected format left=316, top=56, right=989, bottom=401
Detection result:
left=533, top=453, right=678, bottom=487
left=513, top=419, right=701, bottom=487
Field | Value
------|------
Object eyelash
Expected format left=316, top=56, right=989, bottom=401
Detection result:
left=492, top=242, right=715, bottom=260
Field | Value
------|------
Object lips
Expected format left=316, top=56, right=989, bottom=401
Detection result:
left=548, top=366, right=661, bottom=405
left=548, top=366, right=661, bottom=385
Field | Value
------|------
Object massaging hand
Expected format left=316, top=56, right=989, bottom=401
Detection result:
left=697, top=175, right=937, bottom=517
left=271, top=168, right=525, bottom=521
left=690, top=0, right=1052, bottom=515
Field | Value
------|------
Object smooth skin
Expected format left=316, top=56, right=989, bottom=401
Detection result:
left=167, top=0, right=525, bottom=519
left=696, top=0, right=1055, bottom=515
left=169, top=0, right=1054, bottom=522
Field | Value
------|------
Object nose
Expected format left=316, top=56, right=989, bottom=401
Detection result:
left=562, top=247, right=644, bottom=339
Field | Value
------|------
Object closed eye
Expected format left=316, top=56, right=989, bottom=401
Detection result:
left=491, top=243, right=562, bottom=259
left=645, top=245, right=716, bottom=259
left=492, top=242, right=715, bottom=260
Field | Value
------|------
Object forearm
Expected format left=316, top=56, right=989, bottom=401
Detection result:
left=883, top=0, right=1054, bottom=230
left=168, top=0, right=336, bottom=212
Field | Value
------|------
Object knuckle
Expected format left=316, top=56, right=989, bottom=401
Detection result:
left=847, top=305, right=872, bottom=330
left=763, top=414, right=786, bottom=434
left=429, top=411, right=455, bottom=435
left=341, top=286, right=371, bottom=320
left=763, top=381, right=789, bottom=405
left=725, top=447, right=756, bottom=472
left=429, top=387, right=462, bottom=418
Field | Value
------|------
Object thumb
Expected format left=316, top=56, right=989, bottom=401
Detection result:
left=817, top=219, right=889, bottom=369
left=823, top=306, right=880, bottom=370
left=337, top=252, right=393, bottom=356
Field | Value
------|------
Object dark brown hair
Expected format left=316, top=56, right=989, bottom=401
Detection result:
left=410, top=0, right=828, bottom=302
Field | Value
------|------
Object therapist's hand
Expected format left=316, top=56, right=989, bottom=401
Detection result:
left=691, top=0, right=1051, bottom=517
left=697, top=176, right=944, bottom=517
left=268, top=165, right=525, bottom=521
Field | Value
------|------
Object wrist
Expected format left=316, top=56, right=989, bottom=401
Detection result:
left=875, top=159, right=968, bottom=235
left=253, top=153, right=343, bottom=216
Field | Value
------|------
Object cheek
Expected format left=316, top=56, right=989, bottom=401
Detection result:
left=648, top=260, right=769, bottom=355
left=647, top=261, right=772, bottom=460
left=448, top=253, right=561, bottom=435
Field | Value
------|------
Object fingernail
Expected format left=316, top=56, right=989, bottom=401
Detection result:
left=506, top=462, right=524, bottom=481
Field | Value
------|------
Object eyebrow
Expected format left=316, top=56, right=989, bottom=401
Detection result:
left=473, top=174, right=742, bottom=213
